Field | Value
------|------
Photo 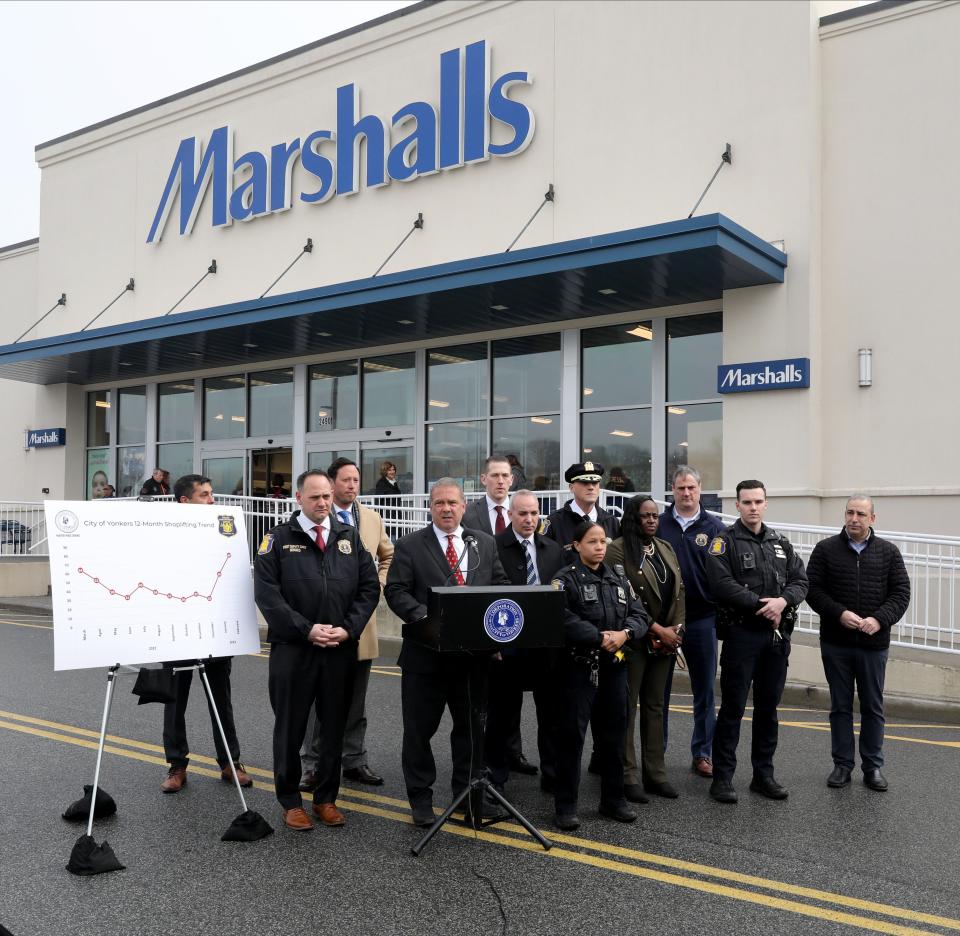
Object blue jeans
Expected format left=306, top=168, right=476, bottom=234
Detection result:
left=820, top=642, right=888, bottom=771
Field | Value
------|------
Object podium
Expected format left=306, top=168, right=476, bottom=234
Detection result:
left=409, top=586, right=565, bottom=857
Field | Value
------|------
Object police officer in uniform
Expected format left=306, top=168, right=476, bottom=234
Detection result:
left=705, top=480, right=807, bottom=804
left=543, top=462, right=620, bottom=553
left=552, top=518, right=649, bottom=831
left=254, top=468, right=380, bottom=831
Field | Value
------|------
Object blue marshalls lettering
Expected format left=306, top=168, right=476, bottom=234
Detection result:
left=146, top=40, right=535, bottom=243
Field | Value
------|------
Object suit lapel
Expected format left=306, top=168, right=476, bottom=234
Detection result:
left=639, top=552, right=663, bottom=622
left=423, top=526, right=455, bottom=582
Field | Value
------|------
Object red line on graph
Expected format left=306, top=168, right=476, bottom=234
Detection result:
left=76, top=553, right=232, bottom=603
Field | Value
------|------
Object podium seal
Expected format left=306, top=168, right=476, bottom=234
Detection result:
left=483, top=599, right=525, bottom=643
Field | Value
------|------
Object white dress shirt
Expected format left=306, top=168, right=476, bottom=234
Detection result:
left=569, top=500, right=598, bottom=522
left=514, top=531, right=540, bottom=583
left=297, top=511, right=331, bottom=544
left=433, top=524, right=471, bottom=575
left=485, top=494, right=510, bottom=532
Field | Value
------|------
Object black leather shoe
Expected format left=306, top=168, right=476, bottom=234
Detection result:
left=554, top=813, right=580, bottom=831
left=645, top=780, right=679, bottom=799
left=827, top=765, right=852, bottom=788
left=343, top=765, right=384, bottom=786
left=623, top=783, right=649, bottom=804
left=587, top=753, right=601, bottom=775
left=863, top=768, right=888, bottom=791
left=750, top=775, right=788, bottom=800
left=298, top=770, right=317, bottom=793
left=410, top=803, right=435, bottom=827
left=599, top=802, right=637, bottom=823
left=709, top=778, right=738, bottom=803
left=509, top=754, right=539, bottom=776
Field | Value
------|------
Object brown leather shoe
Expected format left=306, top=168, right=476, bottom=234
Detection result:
left=282, top=807, right=314, bottom=831
left=161, top=766, right=187, bottom=793
left=692, top=757, right=714, bottom=778
left=221, top=763, right=254, bottom=788
left=312, top=802, right=346, bottom=827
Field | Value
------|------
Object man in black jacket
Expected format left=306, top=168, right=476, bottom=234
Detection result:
left=705, top=480, right=808, bottom=804
left=486, top=490, right=565, bottom=792
left=254, top=469, right=380, bottom=831
left=544, top=462, right=620, bottom=552
left=806, top=495, right=910, bottom=792
left=385, top=478, right=510, bottom=826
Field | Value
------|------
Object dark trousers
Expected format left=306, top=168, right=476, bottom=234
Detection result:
left=162, top=657, right=239, bottom=770
left=661, top=614, right=718, bottom=756
left=712, top=627, right=789, bottom=782
left=821, top=642, right=888, bottom=772
left=301, top=657, right=373, bottom=772
left=269, top=642, right=356, bottom=809
left=484, top=653, right=558, bottom=787
left=624, top=648, right=672, bottom=787
left=400, top=659, right=487, bottom=807
left=554, top=657, right=628, bottom=815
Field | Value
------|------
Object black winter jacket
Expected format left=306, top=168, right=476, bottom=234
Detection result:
left=806, top=529, right=910, bottom=651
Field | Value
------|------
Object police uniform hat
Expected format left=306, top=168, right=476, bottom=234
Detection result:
left=565, top=461, right=604, bottom=484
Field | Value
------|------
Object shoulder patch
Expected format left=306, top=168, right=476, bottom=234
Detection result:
left=258, top=534, right=274, bottom=555
left=551, top=578, right=565, bottom=591
left=708, top=536, right=727, bottom=556
left=538, top=518, right=551, bottom=535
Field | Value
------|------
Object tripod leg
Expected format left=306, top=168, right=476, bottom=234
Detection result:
left=85, top=665, right=120, bottom=839
left=198, top=661, right=248, bottom=812
left=410, top=782, right=476, bottom=857
left=484, top=782, right=552, bottom=851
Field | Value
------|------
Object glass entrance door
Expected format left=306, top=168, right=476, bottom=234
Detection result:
left=360, top=442, right=414, bottom=497
left=203, top=453, right=246, bottom=497
left=250, top=447, right=293, bottom=499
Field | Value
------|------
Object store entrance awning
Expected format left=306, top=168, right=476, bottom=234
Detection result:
left=0, top=213, right=786, bottom=385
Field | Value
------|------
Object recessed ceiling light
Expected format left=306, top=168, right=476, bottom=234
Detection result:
left=530, top=417, right=553, bottom=425
left=231, top=416, right=246, bottom=422
left=95, top=401, right=111, bottom=409
left=582, top=448, right=593, bottom=454
left=627, top=325, right=653, bottom=339
left=491, top=304, right=509, bottom=311
left=668, top=406, right=687, bottom=415
left=397, top=319, right=414, bottom=325
left=242, top=342, right=258, bottom=349
left=316, top=331, right=332, bottom=337
left=678, top=441, right=689, bottom=447
left=214, top=413, right=224, bottom=420
left=598, top=288, right=618, bottom=296
left=610, top=429, right=634, bottom=438
left=119, top=362, right=132, bottom=367
left=429, top=399, right=450, bottom=408
left=583, top=387, right=594, bottom=396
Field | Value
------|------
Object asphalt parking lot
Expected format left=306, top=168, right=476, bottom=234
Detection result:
left=1, top=607, right=959, bottom=936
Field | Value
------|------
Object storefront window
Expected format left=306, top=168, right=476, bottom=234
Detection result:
left=581, top=323, right=652, bottom=408
left=308, top=449, right=356, bottom=472
left=667, top=312, right=723, bottom=401
left=157, top=442, right=193, bottom=486
left=308, top=361, right=358, bottom=432
left=362, top=353, right=415, bottom=428
left=492, top=335, right=561, bottom=416
left=158, top=381, right=195, bottom=442
left=87, top=390, right=111, bottom=447
left=204, top=375, right=246, bottom=440
left=116, top=445, right=146, bottom=498
left=361, top=446, right=413, bottom=497
left=581, top=409, right=652, bottom=494
left=203, top=456, right=245, bottom=496
left=666, top=402, right=722, bottom=491
left=491, top=415, right=560, bottom=490
left=249, top=368, right=293, bottom=437
left=425, top=420, right=486, bottom=490
left=117, top=386, right=146, bottom=445
left=86, top=448, right=110, bottom=500
left=427, top=344, right=488, bottom=421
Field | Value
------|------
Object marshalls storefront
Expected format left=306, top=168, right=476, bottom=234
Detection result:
left=0, top=0, right=957, bottom=534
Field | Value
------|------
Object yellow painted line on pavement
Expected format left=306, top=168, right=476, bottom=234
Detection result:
left=371, top=666, right=401, bottom=677
left=1, top=710, right=958, bottom=934
left=0, top=617, right=52, bottom=630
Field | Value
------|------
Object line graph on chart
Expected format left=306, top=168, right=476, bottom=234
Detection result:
left=75, top=554, right=231, bottom=603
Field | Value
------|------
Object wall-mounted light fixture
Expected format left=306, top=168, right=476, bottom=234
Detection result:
left=858, top=348, right=872, bottom=387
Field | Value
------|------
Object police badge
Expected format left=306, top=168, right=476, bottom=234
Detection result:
left=695, top=533, right=708, bottom=547
left=218, top=515, right=237, bottom=537
left=337, top=539, right=352, bottom=554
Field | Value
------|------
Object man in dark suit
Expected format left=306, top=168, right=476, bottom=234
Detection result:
left=462, top=454, right=512, bottom=536
left=385, top=477, right=511, bottom=827
left=487, top=490, right=565, bottom=793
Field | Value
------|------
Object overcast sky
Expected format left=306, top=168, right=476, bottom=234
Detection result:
left=0, top=0, right=416, bottom=247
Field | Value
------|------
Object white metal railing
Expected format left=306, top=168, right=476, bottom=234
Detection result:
left=7, top=492, right=959, bottom=656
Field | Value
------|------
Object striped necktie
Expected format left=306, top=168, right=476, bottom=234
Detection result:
left=525, top=540, right=539, bottom=585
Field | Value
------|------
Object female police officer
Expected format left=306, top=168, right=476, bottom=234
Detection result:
left=552, top=518, right=650, bottom=830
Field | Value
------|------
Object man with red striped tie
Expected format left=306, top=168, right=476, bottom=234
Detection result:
left=385, top=478, right=510, bottom=827
left=255, top=469, right=380, bottom=832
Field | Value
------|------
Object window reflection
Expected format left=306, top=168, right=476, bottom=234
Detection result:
left=425, top=421, right=485, bottom=490
left=492, top=335, right=560, bottom=416
left=362, top=353, right=415, bottom=428
left=666, top=402, right=722, bottom=490
left=309, top=362, right=358, bottom=432
left=159, top=382, right=195, bottom=442
left=667, top=312, right=723, bottom=401
left=249, top=369, right=293, bottom=437
left=427, top=344, right=487, bottom=421
left=580, top=409, right=652, bottom=493
left=582, top=323, right=652, bottom=408
left=204, top=375, right=246, bottom=440
left=117, top=387, right=146, bottom=445
left=491, top=416, right=560, bottom=490
left=87, top=391, right=111, bottom=447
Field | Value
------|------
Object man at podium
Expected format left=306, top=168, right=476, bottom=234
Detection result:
left=385, top=478, right=510, bottom=827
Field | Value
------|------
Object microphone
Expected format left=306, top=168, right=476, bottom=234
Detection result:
left=463, top=533, right=478, bottom=552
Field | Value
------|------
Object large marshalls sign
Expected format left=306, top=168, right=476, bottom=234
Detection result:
left=44, top=501, right=260, bottom=670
